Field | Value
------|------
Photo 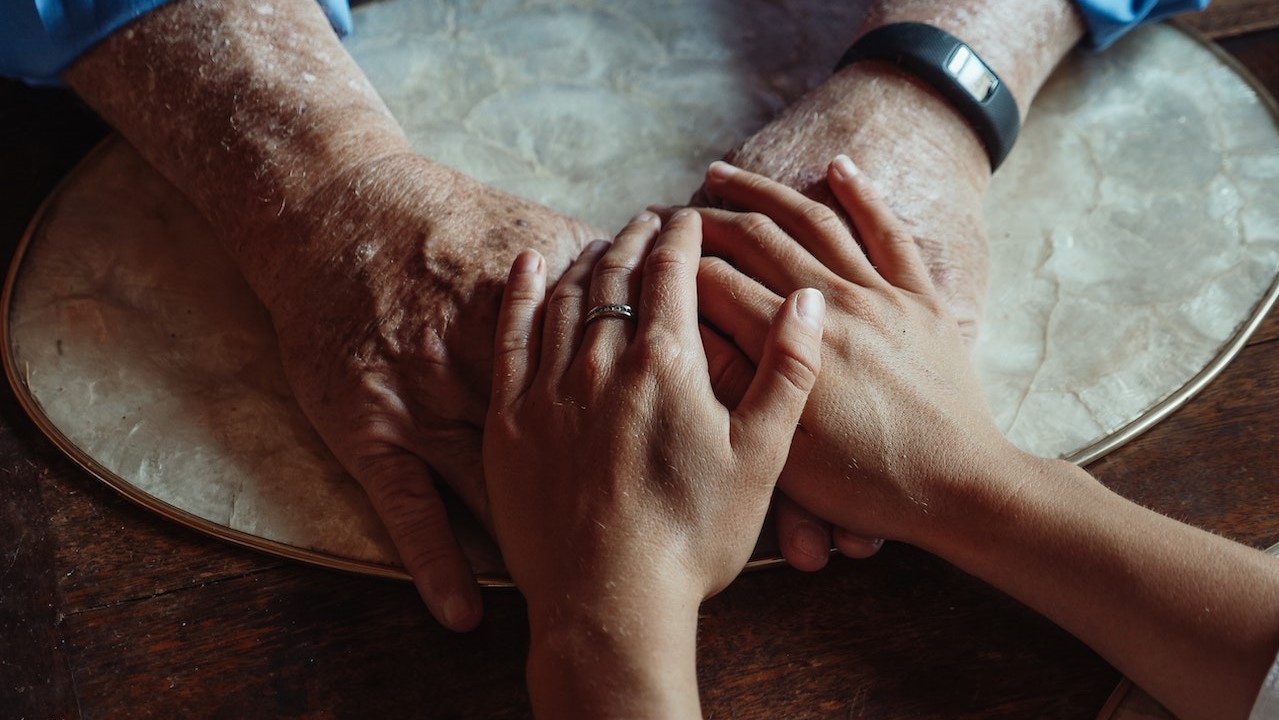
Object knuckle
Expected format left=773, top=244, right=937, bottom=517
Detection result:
left=698, top=256, right=734, bottom=282
left=826, top=285, right=869, bottom=314
left=407, top=327, right=452, bottom=374
left=801, top=202, right=845, bottom=233
left=502, top=283, right=544, bottom=309
left=494, top=326, right=530, bottom=358
left=549, top=279, right=584, bottom=302
left=592, top=254, right=636, bottom=285
left=580, top=347, right=613, bottom=385
left=636, top=331, right=685, bottom=370
left=395, top=508, right=460, bottom=572
left=354, top=454, right=436, bottom=513
left=884, top=229, right=919, bottom=253
left=741, top=170, right=772, bottom=192
left=352, top=458, right=461, bottom=573
left=770, top=341, right=821, bottom=394
left=735, top=211, right=777, bottom=241
left=644, top=244, right=689, bottom=275
left=548, top=281, right=585, bottom=312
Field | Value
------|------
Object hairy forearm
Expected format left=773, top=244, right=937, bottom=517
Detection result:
left=61, top=0, right=419, bottom=287
left=842, top=0, right=1085, bottom=180
left=824, top=0, right=1085, bottom=185
left=928, top=454, right=1279, bottom=720
left=859, top=0, right=1085, bottom=114
left=722, top=2, right=1084, bottom=340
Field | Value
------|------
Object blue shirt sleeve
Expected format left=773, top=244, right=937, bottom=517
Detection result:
left=1073, top=0, right=1211, bottom=49
left=0, top=0, right=353, bottom=86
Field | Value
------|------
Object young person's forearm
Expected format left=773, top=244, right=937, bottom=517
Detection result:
left=526, top=596, right=702, bottom=719
left=62, top=0, right=417, bottom=279
left=928, top=453, right=1279, bottom=720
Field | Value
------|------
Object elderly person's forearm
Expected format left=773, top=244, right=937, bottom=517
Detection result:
left=60, top=0, right=603, bottom=633
left=62, top=0, right=416, bottom=299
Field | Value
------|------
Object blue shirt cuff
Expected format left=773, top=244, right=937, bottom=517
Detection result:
left=0, top=0, right=353, bottom=86
left=1074, top=0, right=1211, bottom=49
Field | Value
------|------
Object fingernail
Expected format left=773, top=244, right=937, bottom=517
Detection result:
left=832, top=154, right=859, bottom=178
left=833, top=529, right=885, bottom=559
left=671, top=208, right=695, bottom=222
left=706, top=160, right=737, bottom=181
left=795, top=288, right=825, bottom=328
left=646, top=203, right=672, bottom=214
left=630, top=210, right=655, bottom=225
left=513, top=250, right=542, bottom=274
left=794, top=521, right=830, bottom=563
left=443, top=594, right=476, bottom=630
left=585, top=238, right=610, bottom=255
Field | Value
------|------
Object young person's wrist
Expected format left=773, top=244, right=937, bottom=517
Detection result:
left=526, top=588, right=702, bottom=718
left=918, top=446, right=1102, bottom=572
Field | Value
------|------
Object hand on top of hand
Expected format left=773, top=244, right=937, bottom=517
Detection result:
left=694, top=157, right=1017, bottom=554
left=690, top=68, right=991, bottom=345
left=482, top=209, right=824, bottom=618
left=262, top=154, right=602, bottom=631
left=688, top=65, right=998, bottom=570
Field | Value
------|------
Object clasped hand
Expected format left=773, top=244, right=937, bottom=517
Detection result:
left=487, top=156, right=1020, bottom=615
left=483, top=209, right=824, bottom=614
left=481, top=158, right=1024, bottom=717
left=694, top=157, right=1010, bottom=551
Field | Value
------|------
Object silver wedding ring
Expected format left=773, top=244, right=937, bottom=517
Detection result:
left=584, top=303, right=637, bottom=326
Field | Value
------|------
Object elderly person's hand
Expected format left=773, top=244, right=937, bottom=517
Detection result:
left=259, top=154, right=600, bottom=630
left=483, top=210, right=823, bottom=717
left=61, top=0, right=603, bottom=632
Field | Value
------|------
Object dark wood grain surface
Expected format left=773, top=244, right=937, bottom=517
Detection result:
left=4, top=5, right=1279, bottom=719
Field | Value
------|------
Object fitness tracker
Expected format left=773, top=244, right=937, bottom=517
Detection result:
left=834, top=22, right=1020, bottom=171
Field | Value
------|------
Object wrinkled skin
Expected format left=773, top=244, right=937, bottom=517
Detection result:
left=261, top=154, right=602, bottom=628
left=61, top=0, right=1082, bottom=631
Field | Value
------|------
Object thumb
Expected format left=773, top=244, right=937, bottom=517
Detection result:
left=729, top=288, right=824, bottom=459
left=355, top=451, right=483, bottom=632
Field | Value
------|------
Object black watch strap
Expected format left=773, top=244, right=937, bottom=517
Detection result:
left=835, top=23, right=1020, bottom=171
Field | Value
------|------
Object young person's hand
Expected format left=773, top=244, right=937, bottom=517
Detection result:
left=694, top=157, right=1014, bottom=551
left=483, top=210, right=824, bottom=717
left=695, top=159, right=1279, bottom=720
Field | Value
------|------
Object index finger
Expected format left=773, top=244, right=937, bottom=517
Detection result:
left=702, top=161, right=882, bottom=287
left=490, top=250, right=547, bottom=411
left=827, top=155, right=934, bottom=295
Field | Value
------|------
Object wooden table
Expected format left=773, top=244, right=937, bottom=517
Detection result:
left=3, top=6, right=1278, bottom=718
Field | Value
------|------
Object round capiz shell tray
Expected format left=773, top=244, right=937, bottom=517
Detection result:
left=5, top=5, right=1279, bottom=582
